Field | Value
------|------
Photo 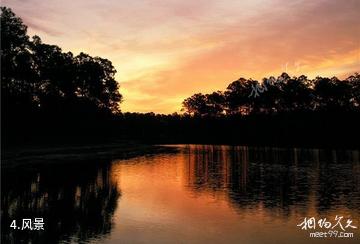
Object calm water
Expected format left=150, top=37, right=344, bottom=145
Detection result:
left=2, top=145, right=360, bottom=244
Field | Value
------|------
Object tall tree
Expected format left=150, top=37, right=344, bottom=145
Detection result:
left=1, top=7, right=37, bottom=112
left=225, top=78, right=253, bottom=115
left=182, top=93, right=208, bottom=116
left=1, top=7, right=123, bottom=115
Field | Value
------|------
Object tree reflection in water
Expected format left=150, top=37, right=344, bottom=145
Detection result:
left=1, top=161, right=120, bottom=244
left=183, top=145, right=360, bottom=217
left=2, top=146, right=360, bottom=244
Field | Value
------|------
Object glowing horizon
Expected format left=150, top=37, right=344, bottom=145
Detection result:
left=3, top=0, right=360, bottom=114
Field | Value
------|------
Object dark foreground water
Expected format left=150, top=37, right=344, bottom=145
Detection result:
left=2, top=145, right=360, bottom=244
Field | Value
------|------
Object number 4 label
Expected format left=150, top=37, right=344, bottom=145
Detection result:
left=10, top=220, right=17, bottom=229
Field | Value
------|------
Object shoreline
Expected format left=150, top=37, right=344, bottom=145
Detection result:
left=1, top=142, right=177, bottom=169
left=2, top=141, right=359, bottom=169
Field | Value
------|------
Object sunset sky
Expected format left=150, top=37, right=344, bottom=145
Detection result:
left=3, top=0, right=360, bottom=114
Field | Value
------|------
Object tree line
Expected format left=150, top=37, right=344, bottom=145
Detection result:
left=1, top=7, right=122, bottom=118
left=182, top=73, right=360, bottom=117
left=3, top=6, right=359, bottom=121
left=1, top=7, right=360, bottom=148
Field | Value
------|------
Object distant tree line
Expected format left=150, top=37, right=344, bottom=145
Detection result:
left=182, top=73, right=360, bottom=117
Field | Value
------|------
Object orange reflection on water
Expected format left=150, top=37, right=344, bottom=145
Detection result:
left=107, top=145, right=360, bottom=244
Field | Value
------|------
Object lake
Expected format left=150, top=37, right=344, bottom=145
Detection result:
left=2, top=145, right=360, bottom=243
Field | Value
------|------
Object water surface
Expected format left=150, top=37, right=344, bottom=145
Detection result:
left=2, top=145, right=360, bottom=243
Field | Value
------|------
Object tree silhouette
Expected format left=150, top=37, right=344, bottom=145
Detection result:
left=1, top=7, right=359, bottom=148
left=313, top=76, right=354, bottom=112
left=1, top=7, right=36, bottom=113
left=182, top=93, right=208, bottom=116
left=224, top=78, right=253, bottom=115
left=1, top=7, right=122, bottom=116
left=182, top=73, right=360, bottom=116
left=346, top=73, right=360, bottom=109
left=206, top=91, right=226, bottom=116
